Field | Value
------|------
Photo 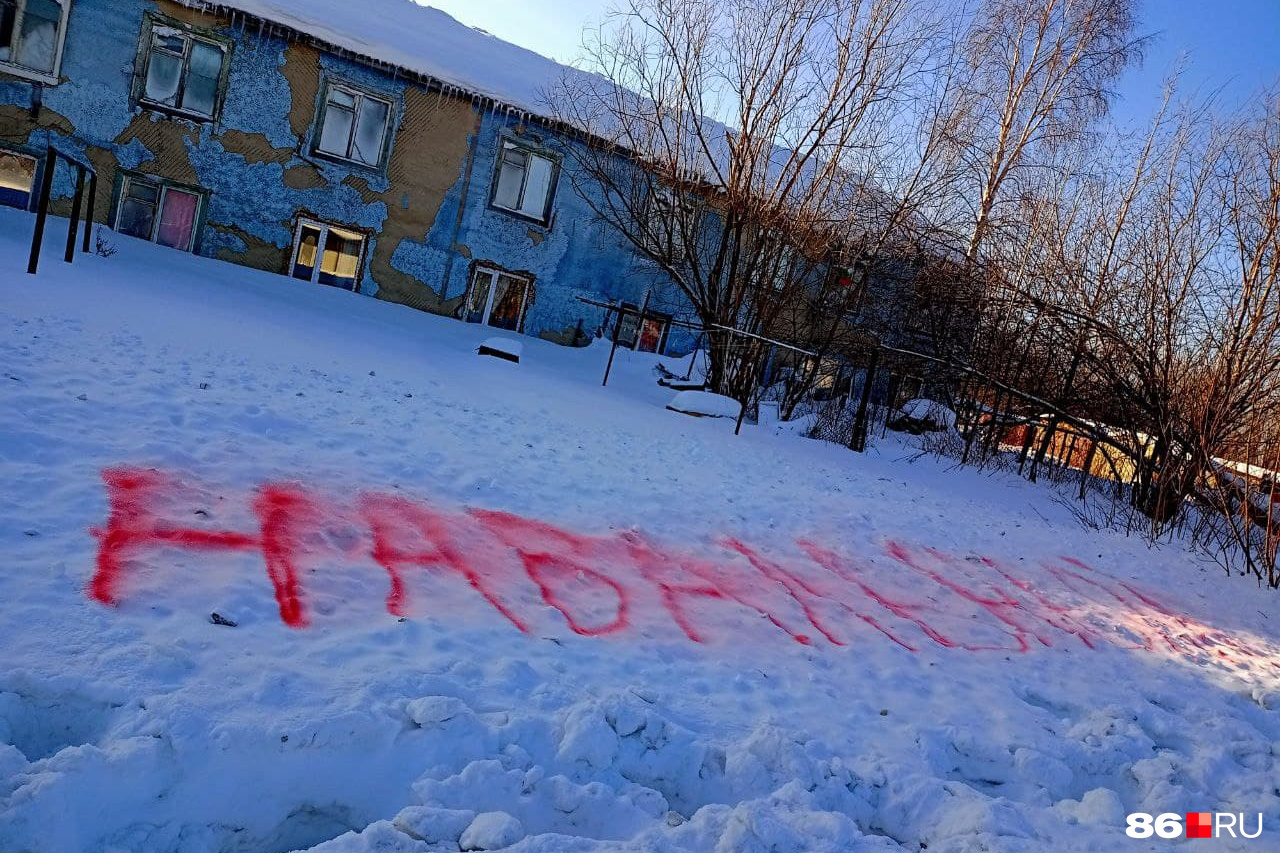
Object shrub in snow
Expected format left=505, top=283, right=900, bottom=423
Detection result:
left=667, top=390, right=742, bottom=420
left=889, top=398, right=956, bottom=435
left=459, top=811, right=524, bottom=850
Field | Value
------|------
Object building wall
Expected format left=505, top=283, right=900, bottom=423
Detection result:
left=416, top=111, right=695, bottom=350
left=0, top=0, right=697, bottom=352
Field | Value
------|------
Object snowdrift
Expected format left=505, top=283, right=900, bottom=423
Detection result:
left=1, top=210, right=1277, bottom=852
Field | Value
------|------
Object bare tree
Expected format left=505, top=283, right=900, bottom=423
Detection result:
left=1187, top=89, right=1280, bottom=582
left=555, top=0, right=939, bottom=398
left=947, top=0, right=1148, bottom=264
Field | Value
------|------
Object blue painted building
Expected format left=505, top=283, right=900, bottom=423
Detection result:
left=0, top=0, right=697, bottom=353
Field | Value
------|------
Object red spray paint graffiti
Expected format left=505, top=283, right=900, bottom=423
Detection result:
left=86, top=467, right=1273, bottom=666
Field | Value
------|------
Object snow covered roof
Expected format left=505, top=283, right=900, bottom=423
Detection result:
left=1213, top=457, right=1280, bottom=482
left=182, top=0, right=601, bottom=118
left=180, top=1, right=893, bottom=211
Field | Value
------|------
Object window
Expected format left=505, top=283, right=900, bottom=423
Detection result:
left=115, top=175, right=204, bottom=252
left=315, top=83, right=391, bottom=167
left=139, top=24, right=227, bottom=119
left=491, top=141, right=557, bottom=223
left=290, top=218, right=367, bottom=291
left=0, top=149, right=36, bottom=209
left=465, top=266, right=533, bottom=332
left=645, top=187, right=692, bottom=261
left=0, top=0, right=70, bottom=80
left=614, top=303, right=670, bottom=354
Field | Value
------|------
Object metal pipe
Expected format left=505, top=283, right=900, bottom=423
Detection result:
left=65, top=166, right=85, bottom=264
left=82, top=172, right=97, bottom=254
left=27, top=146, right=58, bottom=275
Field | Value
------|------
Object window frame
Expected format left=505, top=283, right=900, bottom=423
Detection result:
left=287, top=216, right=370, bottom=293
left=612, top=302, right=671, bottom=354
left=112, top=173, right=207, bottom=253
left=133, top=14, right=232, bottom=123
left=488, top=139, right=559, bottom=225
left=311, top=80, right=394, bottom=171
left=644, top=186, right=695, bottom=262
left=0, top=146, right=39, bottom=211
left=465, top=264, right=534, bottom=333
left=636, top=313, right=671, bottom=354
left=0, top=0, right=72, bottom=84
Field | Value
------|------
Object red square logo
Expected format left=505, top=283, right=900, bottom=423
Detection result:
left=1186, top=812, right=1213, bottom=839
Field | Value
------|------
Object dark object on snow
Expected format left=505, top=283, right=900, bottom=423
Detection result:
left=888, top=414, right=936, bottom=435
left=210, top=612, right=237, bottom=627
left=477, top=337, right=522, bottom=364
left=659, top=379, right=708, bottom=392
left=655, top=360, right=707, bottom=391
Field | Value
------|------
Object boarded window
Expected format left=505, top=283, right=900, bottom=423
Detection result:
left=140, top=26, right=227, bottom=119
left=491, top=141, right=557, bottom=222
left=0, top=0, right=68, bottom=77
left=0, top=150, right=36, bottom=209
left=315, top=84, right=392, bottom=167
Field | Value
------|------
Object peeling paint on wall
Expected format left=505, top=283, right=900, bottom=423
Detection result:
left=0, top=0, right=697, bottom=354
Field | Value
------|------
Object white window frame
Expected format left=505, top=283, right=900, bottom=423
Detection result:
left=288, top=217, right=369, bottom=291
left=137, top=23, right=228, bottom=121
left=466, top=265, right=533, bottom=333
left=490, top=140, right=558, bottom=224
left=0, top=0, right=72, bottom=84
left=313, top=82, right=393, bottom=169
left=114, top=175, right=204, bottom=253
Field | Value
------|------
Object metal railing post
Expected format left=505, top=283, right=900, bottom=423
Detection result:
left=82, top=172, right=97, bottom=254
left=65, top=165, right=86, bottom=264
left=27, top=145, right=58, bottom=275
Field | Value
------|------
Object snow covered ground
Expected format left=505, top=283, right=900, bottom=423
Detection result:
left=1, top=208, right=1279, bottom=853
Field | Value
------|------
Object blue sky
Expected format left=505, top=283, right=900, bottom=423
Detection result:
left=1112, top=0, right=1280, bottom=126
left=423, top=0, right=1280, bottom=126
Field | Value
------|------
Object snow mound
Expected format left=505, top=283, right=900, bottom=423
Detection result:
left=900, top=399, right=956, bottom=430
left=667, top=390, right=742, bottom=420
left=890, top=398, right=957, bottom=435
left=459, top=811, right=524, bottom=850
left=3, top=208, right=1280, bottom=853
